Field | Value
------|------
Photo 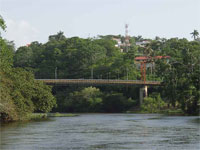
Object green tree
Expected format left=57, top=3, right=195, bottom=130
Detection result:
left=141, top=94, right=166, bottom=113
left=49, top=31, right=66, bottom=41
left=65, top=87, right=103, bottom=112
left=190, top=30, right=199, bottom=40
left=0, top=15, right=6, bottom=34
left=14, top=46, right=33, bottom=67
left=0, top=16, right=57, bottom=121
left=102, top=93, right=134, bottom=113
left=155, top=39, right=200, bottom=114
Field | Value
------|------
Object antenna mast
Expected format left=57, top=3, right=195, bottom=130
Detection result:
left=125, top=24, right=130, bottom=52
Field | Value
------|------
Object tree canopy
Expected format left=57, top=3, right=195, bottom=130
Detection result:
left=0, top=16, right=56, bottom=121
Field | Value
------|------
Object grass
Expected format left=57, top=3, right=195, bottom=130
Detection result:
left=126, top=108, right=185, bottom=115
left=26, top=113, right=48, bottom=121
left=25, top=112, right=78, bottom=121
left=1, top=112, right=78, bottom=123
left=160, top=108, right=184, bottom=115
left=47, top=112, right=78, bottom=117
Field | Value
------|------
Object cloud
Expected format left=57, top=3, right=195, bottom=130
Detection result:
left=3, top=19, right=39, bottom=48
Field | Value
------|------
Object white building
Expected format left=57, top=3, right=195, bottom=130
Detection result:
left=136, top=40, right=150, bottom=47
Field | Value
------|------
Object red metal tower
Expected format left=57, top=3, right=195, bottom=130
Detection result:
left=135, top=56, right=170, bottom=83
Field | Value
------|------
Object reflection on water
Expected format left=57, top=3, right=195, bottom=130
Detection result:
left=0, top=114, right=200, bottom=150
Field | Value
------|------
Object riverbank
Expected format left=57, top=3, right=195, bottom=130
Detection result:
left=47, top=112, right=79, bottom=117
left=126, top=108, right=186, bottom=116
left=0, top=113, right=79, bottom=123
left=1, top=109, right=195, bottom=123
left=30, top=113, right=79, bottom=120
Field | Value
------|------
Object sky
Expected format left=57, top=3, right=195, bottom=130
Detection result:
left=0, top=0, right=200, bottom=48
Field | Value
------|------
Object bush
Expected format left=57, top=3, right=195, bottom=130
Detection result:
left=64, top=87, right=103, bottom=112
left=103, top=93, right=134, bottom=113
left=141, top=94, right=166, bottom=113
left=62, top=88, right=135, bottom=113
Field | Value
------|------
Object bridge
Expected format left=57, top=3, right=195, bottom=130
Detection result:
left=36, top=79, right=161, bottom=86
left=37, top=79, right=161, bottom=105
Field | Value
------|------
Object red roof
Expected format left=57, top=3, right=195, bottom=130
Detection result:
left=135, top=56, right=170, bottom=61
left=26, top=44, right=31, bottom=47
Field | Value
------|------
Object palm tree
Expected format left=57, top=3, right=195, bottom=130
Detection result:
left=190, top=30, right=199, bottom=40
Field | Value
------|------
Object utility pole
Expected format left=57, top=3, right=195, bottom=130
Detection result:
left=117, top=70, right=119, bottom=80
left=55, top=67, right=57, bottom=79
left=126, top=67, right=129, bottom=80
left=91, top=67, right=93, bottom=79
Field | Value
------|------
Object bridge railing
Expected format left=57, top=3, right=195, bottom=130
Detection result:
left=36, top=79, right=161, bottom=86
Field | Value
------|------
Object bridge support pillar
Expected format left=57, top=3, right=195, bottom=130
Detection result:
left=139, top=85, right=148, bottom=106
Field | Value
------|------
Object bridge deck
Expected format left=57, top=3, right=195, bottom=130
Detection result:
left=36, top=79, right=161, bottom=86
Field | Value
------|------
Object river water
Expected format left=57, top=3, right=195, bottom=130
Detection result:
left=0, top=114, right=199, bottom=150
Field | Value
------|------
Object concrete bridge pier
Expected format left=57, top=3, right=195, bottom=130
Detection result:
left=139, top=85, right=148, bottom=106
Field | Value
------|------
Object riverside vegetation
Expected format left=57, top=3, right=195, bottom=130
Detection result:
left=0, top=16, right=199, bottom=122
left=0, top=16, right=56, bottom=122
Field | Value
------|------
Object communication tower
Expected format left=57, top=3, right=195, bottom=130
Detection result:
left=124, top=24, right=130, bottom=52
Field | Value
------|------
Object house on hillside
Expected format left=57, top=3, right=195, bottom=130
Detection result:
left=136, top=40, right=150, bottom=47
left=112, top=37, right=125, bottom=52
left=112, top=37, right=122, bottom=48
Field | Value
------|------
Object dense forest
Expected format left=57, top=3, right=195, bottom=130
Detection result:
left=0, top=15, right=200, bottom=122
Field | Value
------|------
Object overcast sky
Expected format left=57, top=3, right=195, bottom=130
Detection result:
left=0, top=0, right=200, bottom=48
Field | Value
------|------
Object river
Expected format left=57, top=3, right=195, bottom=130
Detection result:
left=0, top=114, right=199, bottom=150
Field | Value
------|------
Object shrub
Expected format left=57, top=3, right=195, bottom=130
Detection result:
left=141, top=94, right=166, bottom=113
left=65, top=87, right=103, bottom=112
left=103, top=93, right=134, bottom=113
